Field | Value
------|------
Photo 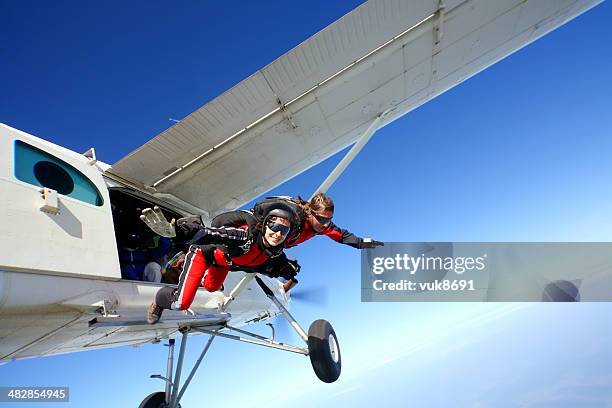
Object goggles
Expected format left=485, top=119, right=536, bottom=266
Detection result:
left=266, top=220, right=291, bottom=236
left=312, top=212, right=332, bottom=226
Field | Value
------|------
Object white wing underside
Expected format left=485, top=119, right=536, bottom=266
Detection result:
left=109, top=0, right=601, bottom=216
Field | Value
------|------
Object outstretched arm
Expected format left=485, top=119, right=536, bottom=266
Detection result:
left=322, top=222, right=384, bottom=249
left=186, top=224, right=248, bottom=246
left=141, top=207, right=249, bottom=246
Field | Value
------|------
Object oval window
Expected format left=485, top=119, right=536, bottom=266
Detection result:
left=33, top=161, right=75, bottom=195
left=14, top=140, right=104, bottom=206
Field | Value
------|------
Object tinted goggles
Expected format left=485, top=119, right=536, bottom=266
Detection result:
left=312, top=213, right=332, bottom=225
left=266, top=220, right=291, bottom=236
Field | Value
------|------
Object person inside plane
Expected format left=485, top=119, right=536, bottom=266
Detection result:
left=143, top=203, right=298, bottom=324
left=141, top=236, right=173, bottom=283
left=119, top=232, right=148, bottom=280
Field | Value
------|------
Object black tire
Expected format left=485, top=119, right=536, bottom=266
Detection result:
left=138, top=392, right=166, bottom=408
left=138, top=392, right=180, bottom=408
left=307, top=319, right=341, bottom=383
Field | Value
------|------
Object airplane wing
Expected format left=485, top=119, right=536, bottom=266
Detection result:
left=109, top=0, right=602, bottom=216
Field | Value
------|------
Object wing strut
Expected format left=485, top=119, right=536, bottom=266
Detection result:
left=310, top=109, right=392, bottom=200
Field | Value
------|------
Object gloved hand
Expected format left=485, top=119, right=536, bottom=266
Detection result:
left=265, top=259, right=301, bottom=280
left=278, top=259, right=301, bottom=280
left=140, top=207, right=176, bottom=238
left=360, top=238, right=384, bottom=249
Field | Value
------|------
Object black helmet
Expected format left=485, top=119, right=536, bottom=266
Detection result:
left=265, top=208, right=293, bottom=222
left=262, top=202, right=298, bottom=235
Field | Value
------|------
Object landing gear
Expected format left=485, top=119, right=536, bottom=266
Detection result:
left=253, top=276, right=342, bottom=383
left=138, top=391, right=181, bottom=408
left=142, top=329, right=215, bottom=408
left=307, top=319, right=341, bottom=383
left=139, top=274, right=342, bottom=406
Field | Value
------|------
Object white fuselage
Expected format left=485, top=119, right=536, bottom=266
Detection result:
left=0, top=123, right=287, bottom=362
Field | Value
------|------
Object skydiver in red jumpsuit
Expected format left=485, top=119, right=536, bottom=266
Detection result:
left=143, top=203, right=298, bottom=324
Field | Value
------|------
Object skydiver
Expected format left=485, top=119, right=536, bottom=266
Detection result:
left=252, top=193, right=384, bottom=290
left=141, top=203, right=298, bottom=324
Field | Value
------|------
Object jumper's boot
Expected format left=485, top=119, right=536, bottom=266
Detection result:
left=147, top=302, right=164, bottom=324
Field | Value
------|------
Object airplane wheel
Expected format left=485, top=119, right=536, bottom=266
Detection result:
left=307, top=319, right=341, bottom=383
left=138, top=391, right=181, bottom=408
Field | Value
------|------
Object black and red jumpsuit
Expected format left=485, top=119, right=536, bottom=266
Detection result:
left=155, top=211, right=284, bottom=311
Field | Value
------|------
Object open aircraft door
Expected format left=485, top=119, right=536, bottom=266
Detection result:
left=0, top=124, right=120, bottom=279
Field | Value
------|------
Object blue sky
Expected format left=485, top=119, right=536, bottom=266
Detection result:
left=2, top=1, right=612, bottom=407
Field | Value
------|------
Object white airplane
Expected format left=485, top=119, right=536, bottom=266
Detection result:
left=0, top=1, right=603, bottom=407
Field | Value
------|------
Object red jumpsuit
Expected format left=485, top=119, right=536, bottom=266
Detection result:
left=156, top=211, right=286, bottom=311
left=285, top=219, right=363, bottom=248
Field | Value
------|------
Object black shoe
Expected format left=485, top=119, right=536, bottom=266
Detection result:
left=147, top=302, right=163, bottom=324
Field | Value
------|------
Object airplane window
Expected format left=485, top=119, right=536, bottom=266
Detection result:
left=14, top=140, right=104, bottom=206
left=33, top=161, right=74, bottom=195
